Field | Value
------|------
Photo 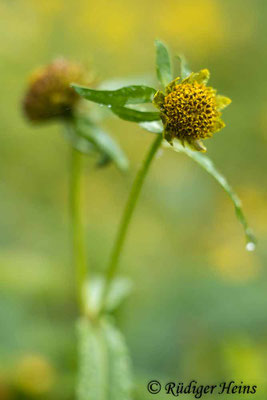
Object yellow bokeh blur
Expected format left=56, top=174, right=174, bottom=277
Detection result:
left=14, top=355, right=55, bottom=396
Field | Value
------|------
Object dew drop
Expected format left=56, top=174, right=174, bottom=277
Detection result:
left=246, top=242, right=256, bottom=252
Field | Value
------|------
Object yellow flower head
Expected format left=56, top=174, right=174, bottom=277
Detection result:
left=23, top=58, right=87, bottom=122
left=153, top=69, right=231, bottom=151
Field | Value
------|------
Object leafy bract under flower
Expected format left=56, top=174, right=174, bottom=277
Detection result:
left=153, top=69, right=231, bottom=152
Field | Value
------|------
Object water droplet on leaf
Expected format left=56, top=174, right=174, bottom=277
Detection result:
left=246, top=242, right=256, bottom=252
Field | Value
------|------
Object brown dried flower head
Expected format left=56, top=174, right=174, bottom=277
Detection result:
left=23, top=58, right=86, bottom=122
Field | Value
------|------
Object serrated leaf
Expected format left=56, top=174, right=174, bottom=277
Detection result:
left=155, top=40, right=173, bottom=87
left=111, top=106, right=161, bottom=123
left=84, top=276, right=133, bottom=317
left=75, top=117, right=129, bottom=171
left=77, top=317, right=132, bottom=400
left=164, top=140, right=256, bottom=247
left=72, top=84, right=156, bottom=107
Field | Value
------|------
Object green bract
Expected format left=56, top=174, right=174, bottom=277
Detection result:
left=155, top=39, right=173, bottom=87
left=176, top=55, right=191, bottom=80
left=72, top=40, right=255, bottom=248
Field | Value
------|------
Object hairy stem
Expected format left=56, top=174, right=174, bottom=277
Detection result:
left=101, top=134, right=162, bottom=311
left=70, top=147, right=87, bottom=314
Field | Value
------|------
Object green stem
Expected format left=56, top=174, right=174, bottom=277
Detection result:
left=101, top=134, right=162, bottom=311
left=70, top=147, right=87, bottom=314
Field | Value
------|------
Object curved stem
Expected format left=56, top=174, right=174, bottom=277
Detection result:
left=70, top=147, right=87, bottom=314
left=101, top=134, right=162, bottom=310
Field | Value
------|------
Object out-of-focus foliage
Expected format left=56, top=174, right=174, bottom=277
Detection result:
left=0, top=0, right=267, bottom=399
left=70, top=116, right=129, bottom=171
left=77, top=318, right=132, bottom=400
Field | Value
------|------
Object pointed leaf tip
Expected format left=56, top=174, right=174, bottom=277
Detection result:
left=176, top=55, right=192, bottom=80
left=155, top=40, right=173, bottom=87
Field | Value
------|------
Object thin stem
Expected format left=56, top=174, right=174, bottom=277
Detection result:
left=70, top=147, right=87, bottom=314
left=101, top=134, right=162, bottom=310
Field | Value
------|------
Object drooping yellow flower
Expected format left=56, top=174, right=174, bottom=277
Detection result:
left=153, top=69, right=231, bottom=152
left=23, top=58, right=87, bottom=122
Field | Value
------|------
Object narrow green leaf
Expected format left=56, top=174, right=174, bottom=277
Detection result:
left=72, top=84, right=156, bottom=107
left=164, top=140, right=256, bottom=247
left=75, top=117, right=129, bottom=171
left=111, top=106, right=161, bottom=123
left=77, top=318, right=132, bottom=400
left=155, top=40, right=173, bottom=86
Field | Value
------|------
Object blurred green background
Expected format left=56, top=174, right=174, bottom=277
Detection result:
left=1, top=0, right=267, bottom=399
